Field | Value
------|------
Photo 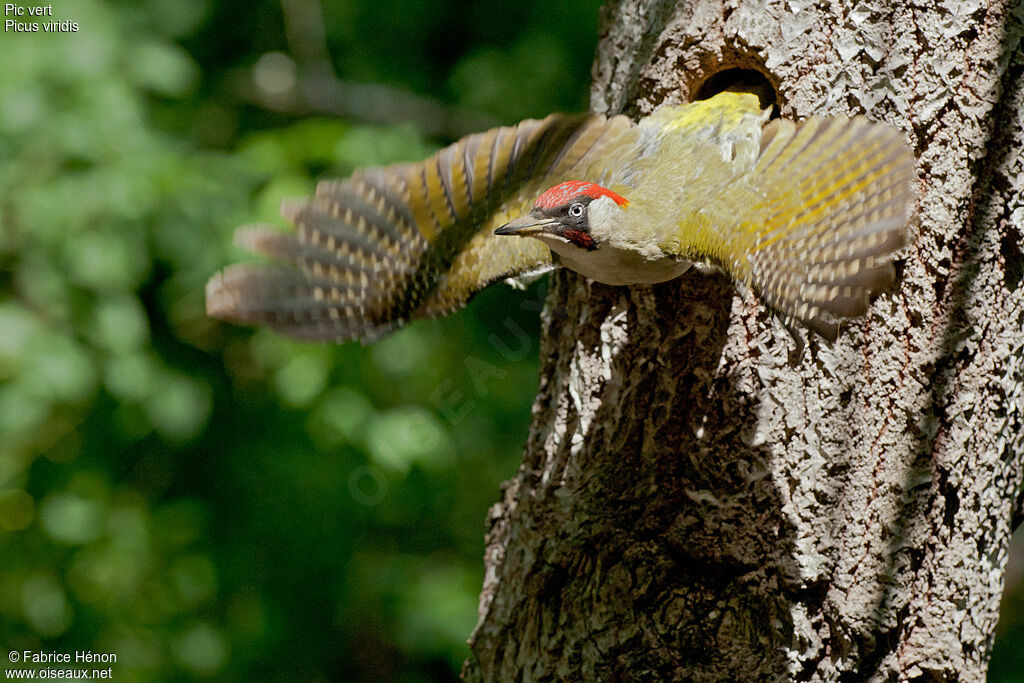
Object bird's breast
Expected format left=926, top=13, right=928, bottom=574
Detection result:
left=553, top=241, right=692, bottom=286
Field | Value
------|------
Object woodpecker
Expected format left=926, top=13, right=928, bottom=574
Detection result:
left=206, top=92, right=915, bottom=342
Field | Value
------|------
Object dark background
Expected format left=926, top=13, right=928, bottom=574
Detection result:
left=0, top=1, right=1020, bottom=680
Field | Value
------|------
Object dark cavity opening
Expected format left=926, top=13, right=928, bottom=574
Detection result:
left=694, top=68, right=778, bottom=115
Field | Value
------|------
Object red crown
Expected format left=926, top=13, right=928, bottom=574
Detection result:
left=534, top=181, right=629, bottom=210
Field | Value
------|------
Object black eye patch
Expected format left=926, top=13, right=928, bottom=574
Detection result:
left=533, top=194, right=594, bottom=219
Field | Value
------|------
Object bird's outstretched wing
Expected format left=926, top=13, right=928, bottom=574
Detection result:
left=206, top=113, right=638, bottom=342
left=744, top=117, right=915, bottom=340
left=664, top=96, right=915, bottom=341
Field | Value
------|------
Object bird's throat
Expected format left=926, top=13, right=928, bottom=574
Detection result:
left=542, top=234, right=692, bottom=286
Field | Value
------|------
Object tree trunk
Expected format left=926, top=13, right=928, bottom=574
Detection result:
left=464, top=0, right=1024, bottom=680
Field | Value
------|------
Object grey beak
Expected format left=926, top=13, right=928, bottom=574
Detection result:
left=494, top=215, right=556, bottom=236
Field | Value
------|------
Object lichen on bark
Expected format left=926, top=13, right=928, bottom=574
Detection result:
left=464, top=1, right=1024, bottom=680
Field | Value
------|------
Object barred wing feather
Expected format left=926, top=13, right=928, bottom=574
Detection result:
left=673, top=112, right=915, bottom=341
left=206, top=113, right=638, bottom=342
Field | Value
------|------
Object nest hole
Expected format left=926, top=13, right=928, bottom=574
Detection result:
left=694, top=68, right=779, bottom=115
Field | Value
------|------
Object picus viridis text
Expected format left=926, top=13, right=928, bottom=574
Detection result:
left=206, top=92, right=915, bottom=342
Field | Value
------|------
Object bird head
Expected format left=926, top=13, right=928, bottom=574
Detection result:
left=494, top=181, right=629, bottom=253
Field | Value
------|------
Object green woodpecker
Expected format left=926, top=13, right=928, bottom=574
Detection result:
left=206, top=92, right=915, bottom=342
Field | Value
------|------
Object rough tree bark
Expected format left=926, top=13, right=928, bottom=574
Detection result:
left=463, top=0, right=1024, bottom=680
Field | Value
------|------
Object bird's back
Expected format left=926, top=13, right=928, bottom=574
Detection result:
left=619, top=93, right=770, bottom=261
left=624, top=93, right=915, bottom=339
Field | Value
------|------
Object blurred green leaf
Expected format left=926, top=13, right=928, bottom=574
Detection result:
left=39, top=491, right=105, bottom=545
left=173, top=622, right=228, bottom=676
left=365, top=407, right=453, bottom=472
left=142, top=0, right=211, bottom=39
left=21, top=574, right=73, bottom=638
left=0, top=0, right=644, bottom=681
left=170, top=553, right=218, bottom=607
left=90, top=296, right=151, bottom=353
left=396, top=561, right=479, bottom=668
left=143, top=373, right=212, bottom=441
left=21, top=336, right=97, bottom=404
left=311, top=385, right=374, bottom=446
left=273, top=349, right=331, bottom=408
left=128, top=40, right=200, bottom=97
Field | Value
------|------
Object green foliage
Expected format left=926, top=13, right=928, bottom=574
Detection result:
left=0, top=0, right=597, bottom=680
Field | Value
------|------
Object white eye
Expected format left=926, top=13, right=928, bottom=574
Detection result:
left=568, top=203, right=585, bottom=218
